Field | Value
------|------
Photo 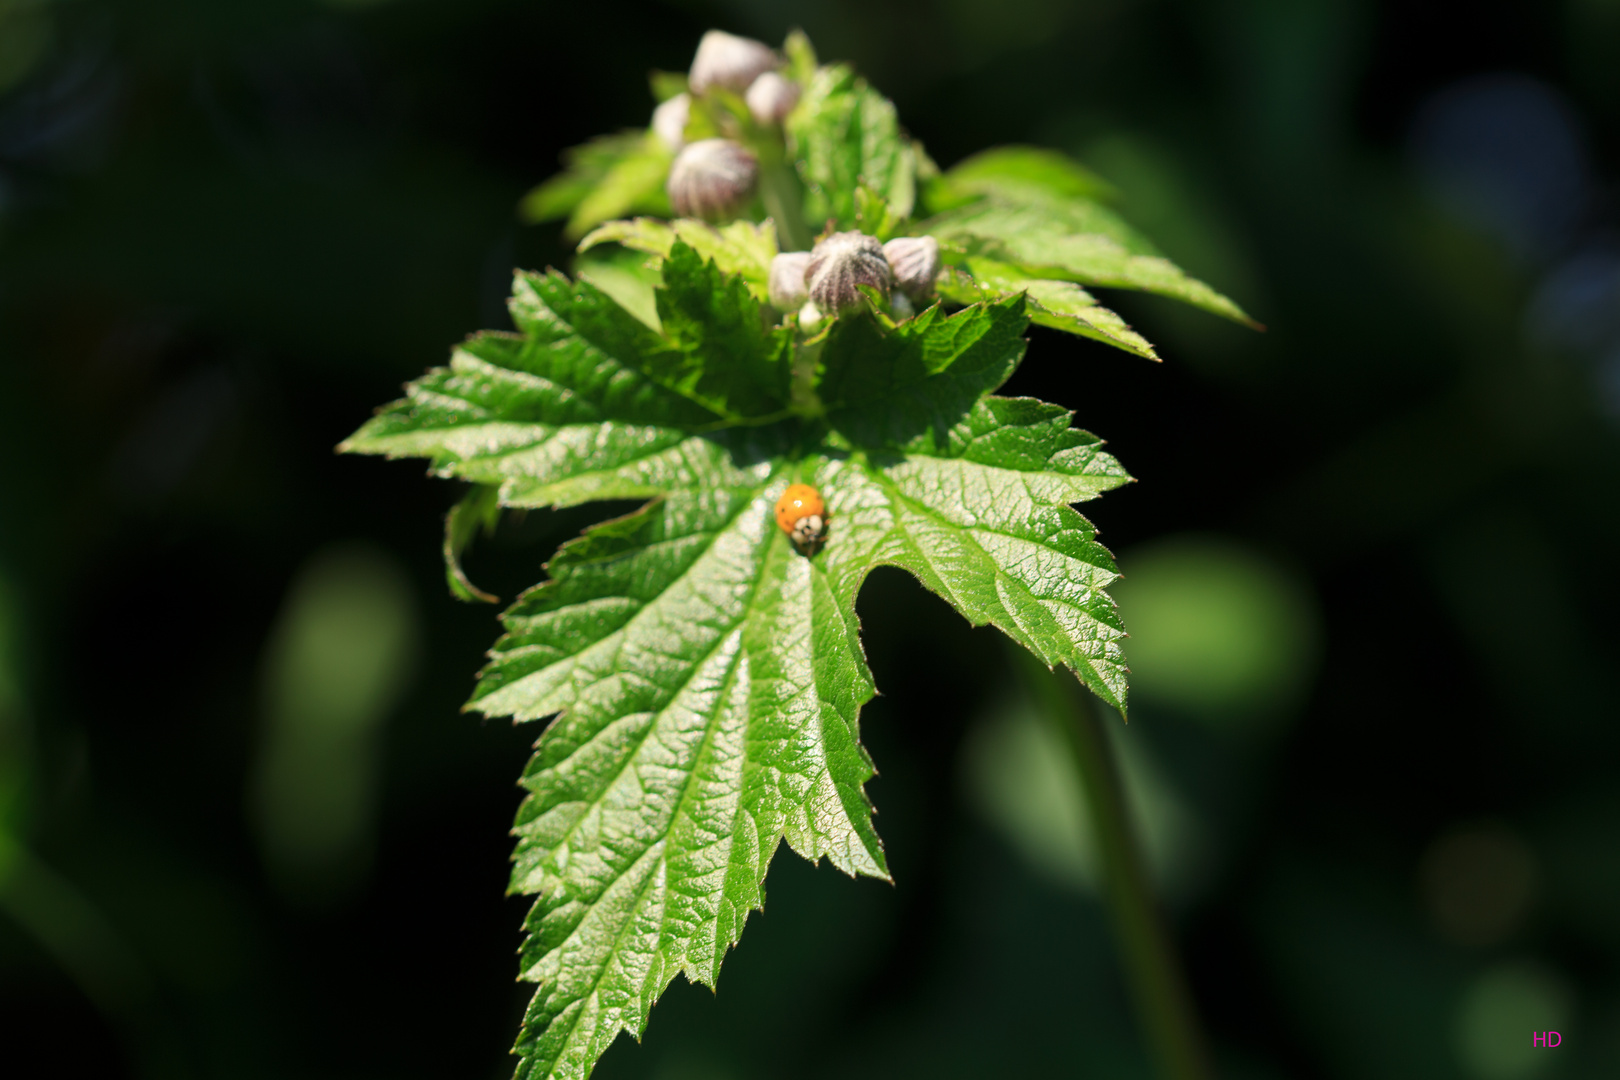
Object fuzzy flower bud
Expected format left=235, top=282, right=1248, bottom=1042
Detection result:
left=768, top=251, right=811, bottom=310
left=689, top=31, right=778, bottom=95
left=882, top=235, right=941, bottom=300
left=651, top=93, right=690, bottom=152
left=667, top=138, right=758, bottom=219
left=745, top=72, right=800, bottom=125
left=806, top=231, right=893, bottom=315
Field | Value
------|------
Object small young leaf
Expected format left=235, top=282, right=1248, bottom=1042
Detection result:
left=938, top=257, right=1160, bottom=360
left=787, top=65, right=915, bottom=230
left=445, top=484, right=502, bottom=603
left=853, top=185, right=903, bottom=240
left=923, top=184, right=1257, bottom=327
left=574, top=244, right=663, bottom=331
left=817, top=297, right=1029, bottom=447
left=783, top=28, right=817, bottom=85
left=522, top=133, right=674, bottom=240
left=579, top=218, right=777, bottom=299
left=646, top=241, right=794, bottom=420
left=648, top=70, right=688, bottom=103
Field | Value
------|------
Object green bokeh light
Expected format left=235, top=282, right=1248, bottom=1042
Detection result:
left=1453, top=962, right=1572, bottom=1080
left=1113, top=535, right=1320, bottom=730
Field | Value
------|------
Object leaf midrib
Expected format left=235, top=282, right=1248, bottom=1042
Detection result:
left=522, top=477, right=789, bottom=1076
left=516, top=476, right=778, bottom=924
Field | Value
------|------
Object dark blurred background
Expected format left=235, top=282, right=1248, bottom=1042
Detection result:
left=2, top=1, right=1617, bottom=1078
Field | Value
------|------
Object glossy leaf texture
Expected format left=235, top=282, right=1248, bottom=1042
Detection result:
left=919, top=147, right=1258, bottom=329
left=342, top=252, right=1131, bottom=1080
left=938, top=256, right=1161, bottom=361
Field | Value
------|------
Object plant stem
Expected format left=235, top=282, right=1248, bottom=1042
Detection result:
left=758, top=156, right=811, bottom=253
left=1017, top=652, right=1215, bottom=1080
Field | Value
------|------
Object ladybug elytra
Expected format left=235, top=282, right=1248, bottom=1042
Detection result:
left=774, top=483, right=827, bottom=553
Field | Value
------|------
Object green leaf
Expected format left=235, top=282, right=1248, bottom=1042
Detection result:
left=783, top=29, right=817, bottom=85
left=485, top=474, right=885, bottom=1080
left=342, top=261, right=1132, bottom=1080
left=922, top=181, right=1257, bottom=328
left=924, top=145, right=1116, bottom=211
left=787, top=64, right=915, bottom=230
left=937, top=257, right=1160, bottom=361
left=476, top=392, right=1127, bottom=1080
left=574, top=244, right=663, bottom=332
left=648, top=70, right=687, bottom=103
left=445, top=484, right=502, bottom=603
left=867, top=396, right=1131, bottom=709
left=579, top=218, right=777, bottom=301
left=817, top=297, right=1030, bottom=447
left=647, top=241, right=794, bottom=420
left=853, top=185, right=904, bottom=240
left=339, top=272, right=725, bottom=509
left=521, top=133, right=673, bottom=240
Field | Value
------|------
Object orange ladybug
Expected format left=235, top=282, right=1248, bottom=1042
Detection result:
left=774, top=483, right=828, bottom=552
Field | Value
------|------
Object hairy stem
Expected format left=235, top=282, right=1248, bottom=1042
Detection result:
left=1017, top=651, right=1214, bottom=1080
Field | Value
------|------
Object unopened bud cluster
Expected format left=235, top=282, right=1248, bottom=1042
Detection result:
left=657, top=31, right=808, bottom=220
left=769, top=231, right=941, bottom=321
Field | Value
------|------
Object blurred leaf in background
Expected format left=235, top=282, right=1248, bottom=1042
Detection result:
left=0, top=573, right=26, bottom=850
left=1419, top=824, right=1539, bottom=950
left=250, top=543, right=419, bottom=906
left=960, top=690, right=1210, bottom=905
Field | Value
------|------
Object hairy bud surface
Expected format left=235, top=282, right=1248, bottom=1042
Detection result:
left=689, top=31, right=778, bottom=95
left=806, top=231, right=893, bottom=314
left=667, top=139, right=758, bottom=219
left=882, top=236, right=941, bottom=300
left=768, top=252, right=811, bottom=310
left=652, top=94, right=690, bottom=152
left=745, top=72, right=800, bottom=125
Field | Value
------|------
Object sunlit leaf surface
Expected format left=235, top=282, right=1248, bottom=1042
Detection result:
left=343, top=247, right=1130, bottom=1080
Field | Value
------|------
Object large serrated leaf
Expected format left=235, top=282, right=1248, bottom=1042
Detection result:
left=342, top=258, right=1132, bottom=1080
left=486, top=476, right=886, bottom=1080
